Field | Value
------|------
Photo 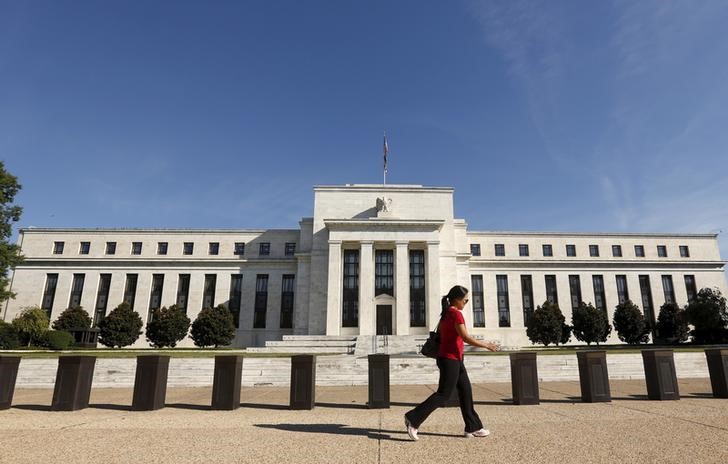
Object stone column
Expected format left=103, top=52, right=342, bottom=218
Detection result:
left=325, top=241, right=342, bottom=336
left=359, top=241, right=375, bottom=335
left=426, top=241, right=441, bottom=329
left=395, top=241, right=410, bottom=335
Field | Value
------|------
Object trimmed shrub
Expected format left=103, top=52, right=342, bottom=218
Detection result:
left=571, top=302, right=611, bottom=345
left=190, top=305, right=236, bottom=348
left=685, top=287, right=728, bottom=344
left=52, top=306, right=92, bottom=332
left=613, top=300, right=650, bottom=344
left=41, top=330, right=74, bottom=350
left=0, top=321, right=20, bottom=349
left=526, top=301, right=567, bottom=346
left=11, top=306, right=50, bottom=347
left=98, top=302, right=143, bottom=348
left=559, top=322, right=572, bottom=346
left=655, top=302, right=689, bottom=344
left=146, top=305, right=191, bottom=348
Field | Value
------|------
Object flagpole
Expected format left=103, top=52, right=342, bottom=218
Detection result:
left=383, top=132, right=388, bottom=186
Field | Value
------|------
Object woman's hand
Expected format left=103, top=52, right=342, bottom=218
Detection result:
left=483, top=342, right=500, bottom=352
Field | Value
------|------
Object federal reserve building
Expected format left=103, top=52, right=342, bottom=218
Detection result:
left=3, top=184, right=727, bottom=350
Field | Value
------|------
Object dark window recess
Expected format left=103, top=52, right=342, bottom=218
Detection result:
left=635, top=245, right=645, bottom=257
left=470, top=244, right=481, bottom=256
left=569, top=275, right=582, bottom=311
left=342, top=250, right=359, bottom=327
left=69, top=273, right=85, bottom=308
left=131, top=242, right=142, bottom=255
left=496, top=275, right=510, bottom=327
left=259, top=242, right=270, bottom=256
left=519, top=244, right=529, bottom=257
left=176, top=274, right=191, bottom=312
left=662, top=275, right=675, bottom=304
left=285, top=242, right=296, bottom=256
left=639, top=275, right=655, bottom=329
left=375, top=249, right=394, bottom=297
left=183, top=242, right=194, bottom=255
left=280, top=274, right=295, bottom=329
left=234, top=242, right=245, bottom=256
left=612, top=245, right=622, bottom=257
left=545, top=275, right=558, bottom=305
left=593, top=275, right=606, bottom=312
left=495, top=244, right=505, bottom=256
left=203, top=274, right=217, bottom=309
left=566, top=244, right=576, bottom=257
left=229, top=275, right=243, bottom=329
left=157, top=242, right=168, bottom=255
left=53, top=241, right=64, bottom=254
left=209, top=242, right=219, bottom=255
left=680, top=246, right=690, bottom=258
left=106, top=242, right=116, bottom=255
left=684, top=275, right=697, bottom=304
left=123, top=274, right=138, bottom=310
left=521, top=275, right=534, bottom=327
left=542, top=244, right=553, bottom=257
left=589, top=245, right=599, bottom=257
left=148, top=274, right=164, bottom=322
left=253, top=274, right=268, bottom=328
left=79, top=242, right=90, bottom=255
left=410, top=250, right=426, bottom=327
left=616, top=275, right=629, bottom=304
left=471, top=275, right=485, bottom=328
left=94, top=274, right=112, bottom=327
left=657, top=245, right=667, bottom=258
left=41, top=273, right=59, bottom=319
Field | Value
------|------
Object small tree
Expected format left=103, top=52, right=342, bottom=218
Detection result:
left=685, top=288, right=728, bottom=344
left=655, top=302, right=689, bottom=344
left=11, top=306, right=49, bottom=347
left=613, top=300, right=650, bottom=345
left=146, top=304, right=191, bottom=348
left=559, top=322, right=572, bottom=346
left=0, top=320, right=20, bottom=349
left=190, top=305, right=236, bottom=348
left=526, top=301, right=566, bottom=347
left=98, top=302, right=143, bottom=348
left=571, top=302, right=611, bottom=345
left=52, top=306, right=92, bottom=332
left=0, top=161, right=24, bottom=304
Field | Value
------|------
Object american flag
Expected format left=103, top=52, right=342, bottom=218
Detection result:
left=383, top=133, right=389, bottom=174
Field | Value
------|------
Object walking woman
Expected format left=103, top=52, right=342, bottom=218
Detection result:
left=404, top=285, right=499, bottom=440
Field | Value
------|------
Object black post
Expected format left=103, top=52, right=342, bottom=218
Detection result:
left=211, top=355, right=244, bottom=410
left=0, top=356, right=21, bottom=410
left=51, top=356, right=96, bottom=411
left=705, top=348, right=728, bottom=398
left=290, top=355, right=315, bottom=410
left=132, top=355, right=170, bottom=411
left=510, top=351, right=539, bottom=405
left=367, top=354, right=390, bottom=409
left=576, top=350, right=611, bottom=403
left=641, top=349, right=680, bottom=400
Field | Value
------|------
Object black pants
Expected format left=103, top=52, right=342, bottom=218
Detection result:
left=405, top=357, right=483, bottom=433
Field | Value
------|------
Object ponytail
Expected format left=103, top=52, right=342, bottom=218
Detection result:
left=440, top=285, right=469, bottom=318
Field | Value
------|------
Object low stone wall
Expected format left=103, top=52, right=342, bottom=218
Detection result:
left=11, top=351, right=711, bottom=388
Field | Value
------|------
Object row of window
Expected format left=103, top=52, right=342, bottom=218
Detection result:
left=52, top=241, right=296, bottom=257
left=470, top=243, right=690, bottom=258
left=40, top=273, right=295, bottom=330
left=469, top=273, right=698, bottom=328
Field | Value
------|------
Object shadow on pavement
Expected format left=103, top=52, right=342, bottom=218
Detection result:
left=255, top=423, right=460, bottom=441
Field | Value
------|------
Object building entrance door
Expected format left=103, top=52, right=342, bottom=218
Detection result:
left=376, top=305, right=393, bottom=335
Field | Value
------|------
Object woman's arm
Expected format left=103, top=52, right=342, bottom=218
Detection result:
left=455, top=323, right=499, bottom=351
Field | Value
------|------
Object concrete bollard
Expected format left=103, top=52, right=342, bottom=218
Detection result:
left=211, top=355, right=244, bottom=410
left=132, top=355, right=170, bottom=411
left=510, top=352, right=539, bottom=405
left=641, top=349, right=680, bottom=400
left=0, top=356, right=21, bottom=410
left=290, top=355, right=316, bottom=410
left=704, top=348, right=728, bottom=398
left=576, top=350, right=611, bottom=403
left=51, top=356, right=96, bottom=411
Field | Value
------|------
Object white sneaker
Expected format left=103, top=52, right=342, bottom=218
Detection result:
left=404, top=416, right=419, bottom=441
left=464, top=428, right=490, bottom=438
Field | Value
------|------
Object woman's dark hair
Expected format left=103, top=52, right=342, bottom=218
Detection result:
left=441, top=285, right=469, bottom=317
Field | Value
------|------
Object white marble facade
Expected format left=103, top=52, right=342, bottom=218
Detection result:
left=3, top=184, right=727, bottom=348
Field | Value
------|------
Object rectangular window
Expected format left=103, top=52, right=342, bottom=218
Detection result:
left=209, top=242, right=219, bottom=255
left=496, top=275, right=510, bottom=327
left=106, top=242, right=116, bottom=255
left=41, top=273, right=59, bottom=318
left=589, top=245, right=599, bottom=257
left=176, top=274, right=191, bottom=311
left=680, top=245, right=690, bottom=258
left=69, top=273, right=85, bottom=308
left=148, top=274, right=164, bottom=321
left=53, top=241, right=64, bottom=254
left=521, top=275, right=534, bottom=326
left=684, top=275, right=697, bottom=304
left=157, top=242, right=168, bottom=255
left=253, top=274, right=269, bottom=328
left=123, top=274, right=138, bottom=310
left=259, top=242, right=270, bottom=256
left=657, top=245, right=667, bottom=258
left=592, top=275, right=606, bottom=312
left=183, top=242, right=194, bottom=255
left=471, top=275, right=485, bottom=327
left=542, top=244, right=553, bottom=257
left=635, top=245, right=645, bottom=257
left=616, top=275, right=629, bottom=304
left=280, top=274, right=295, bottom=328
left=229, top=275, right=243, bottom=329
left=612, top=245, right=622, bottom=257
left=203, top=274, right=217, bottom=309
left=131, top=242, right=142, bottom=255
left=639, top=275, right=655, bottom=329
left=566, top=244, right=576, bottom=257
left=495, top=244, right=505, bottom=256
left=234, top=242, right=245, bottom=256
left=375, top=249, right=394, bottom=296
left=545, top=275, right=558, bottom=305
left=410, top=250, right=426, bottom=327
left=569, top=275, right=582, bottom=310
left=470, top=244, right=481, bottom=256
left=662, top=275, right=675, bottom=304
left=285, top=242, right=296, bottom=256
left=79, top=242, right=90, bottom=255
left=94, top=274, right=112, bottom=327
left=519, top=244, right=529, bottom=257
left=342, top=250, right=359, bottom=327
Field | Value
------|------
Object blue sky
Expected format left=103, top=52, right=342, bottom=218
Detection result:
left=2, top=1, right=728, bottom=263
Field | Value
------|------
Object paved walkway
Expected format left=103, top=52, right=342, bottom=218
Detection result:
left=1, top=379, right=727, bottom=464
